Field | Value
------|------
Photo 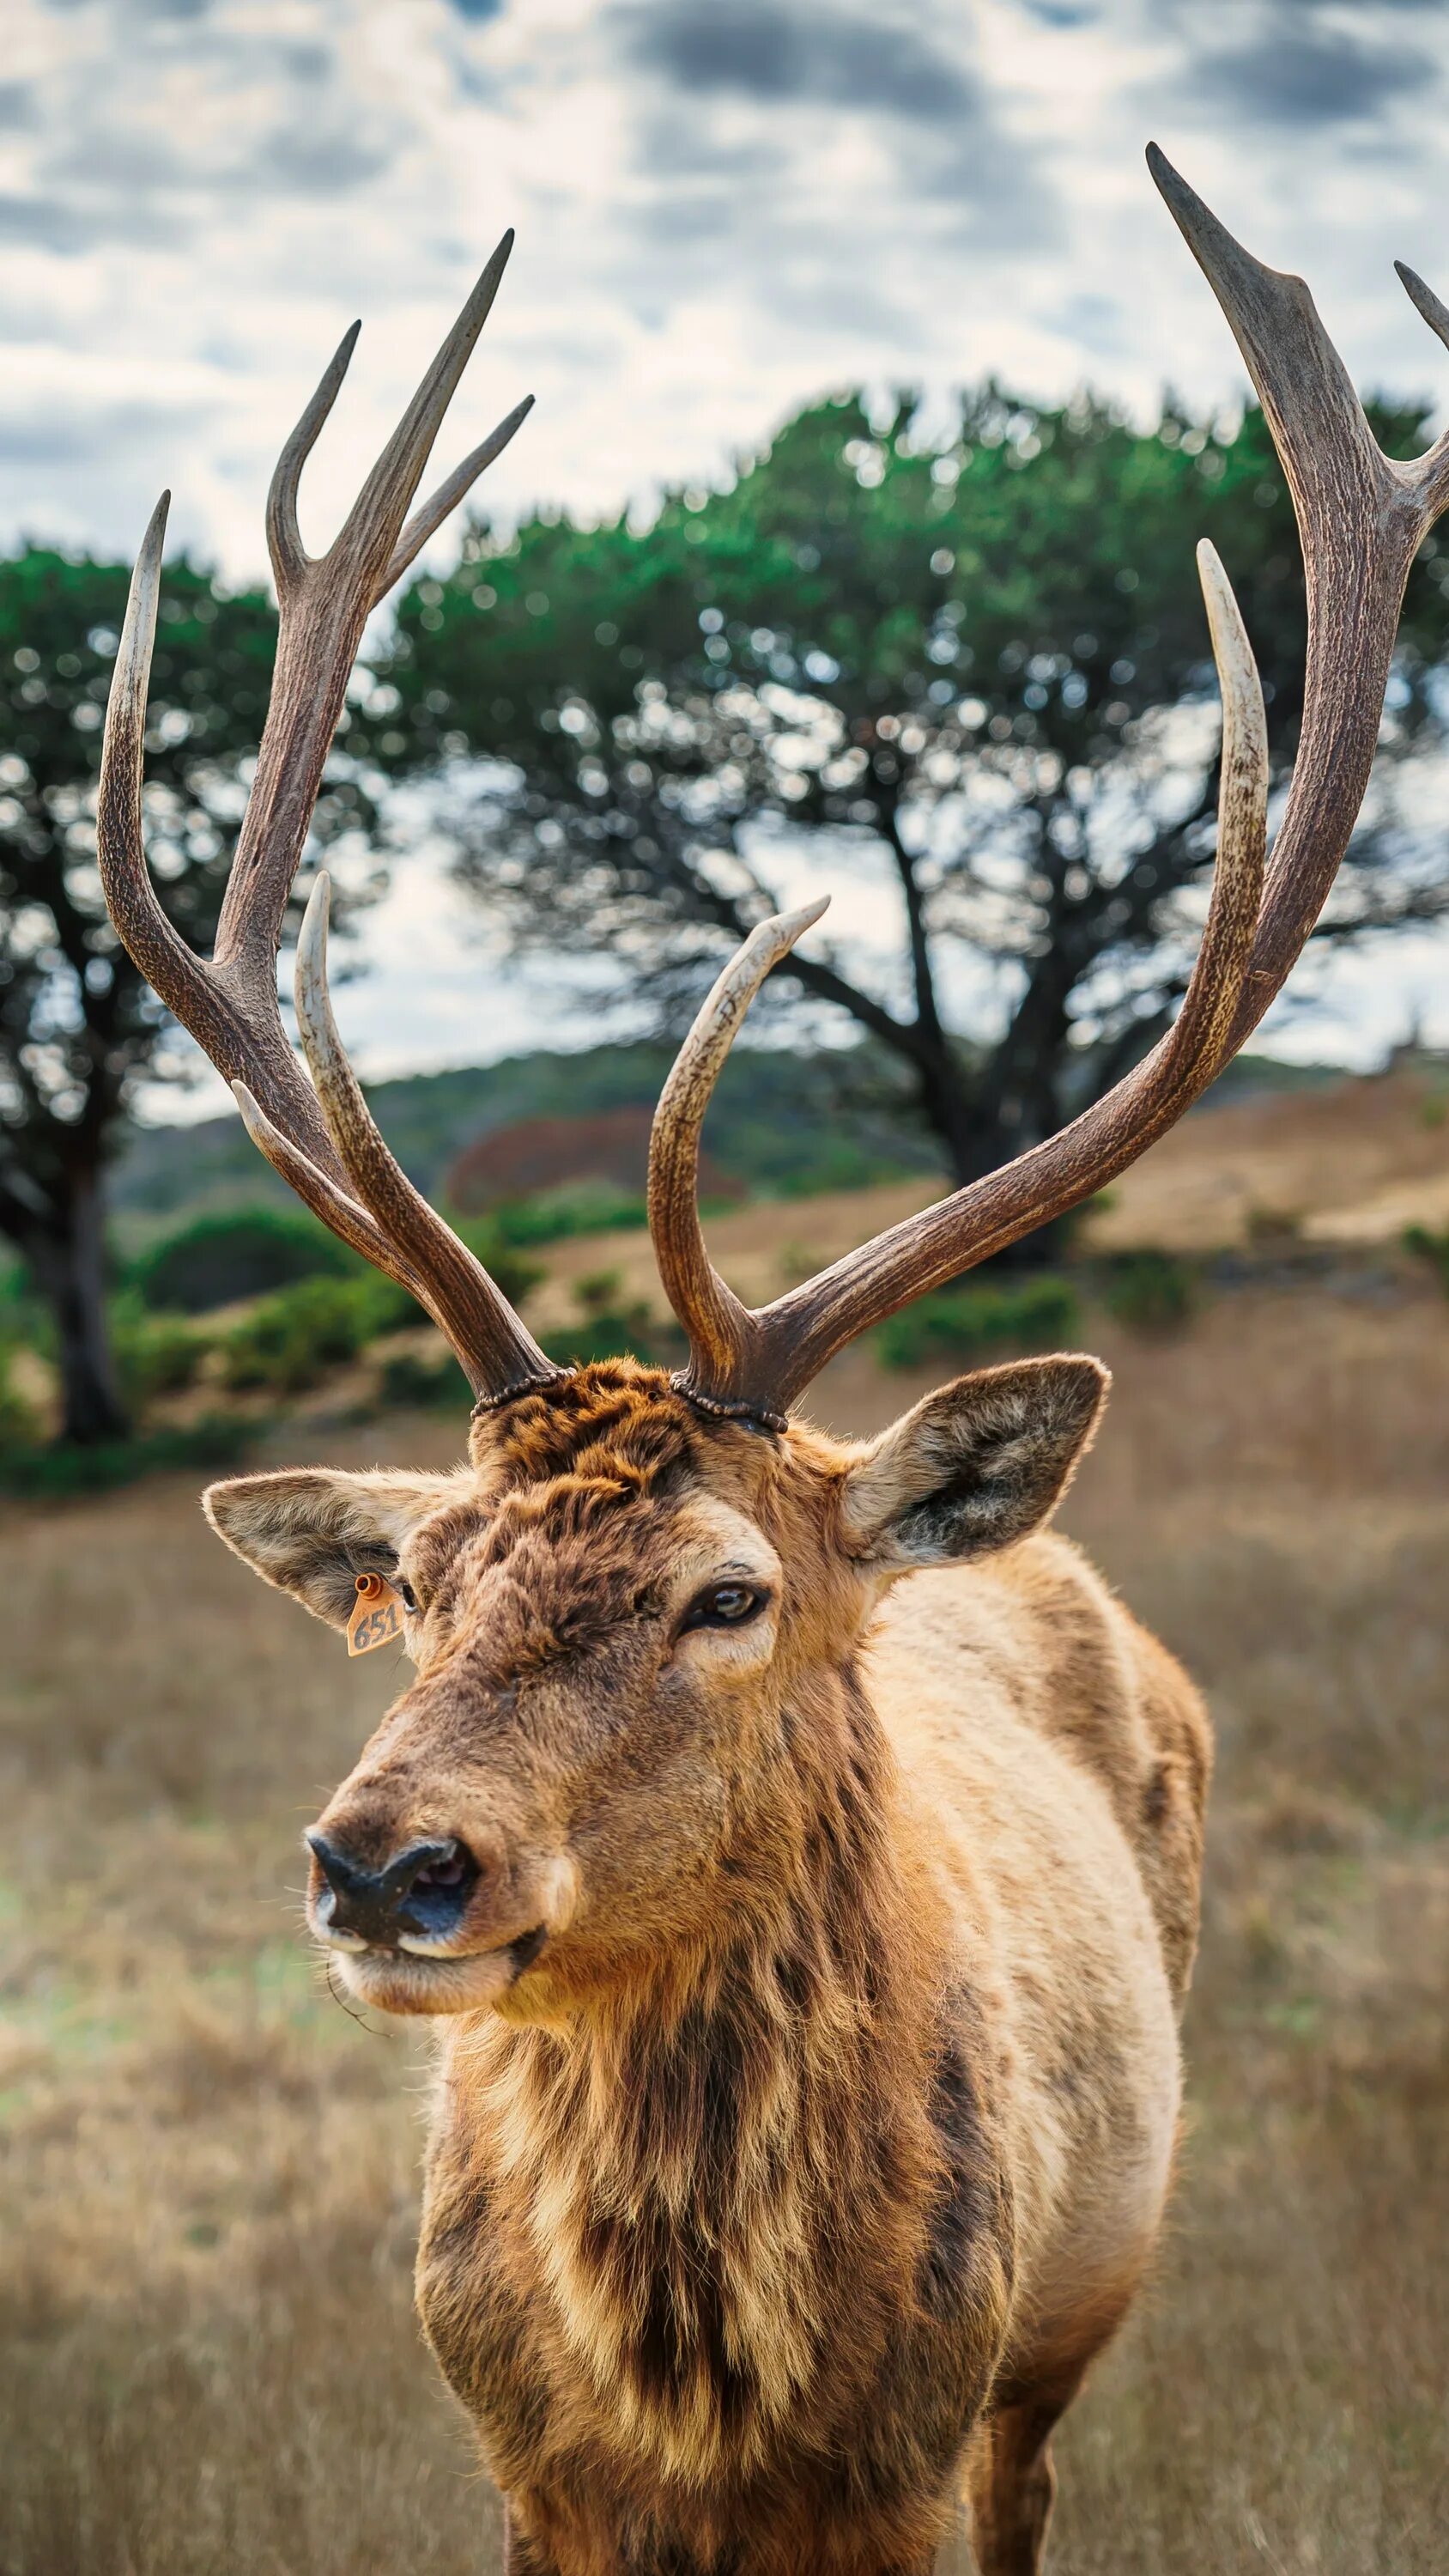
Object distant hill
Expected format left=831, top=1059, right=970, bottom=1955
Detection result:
left=444, top=1103, right=743, bottom=1212
left=109, top=1041, right=946, bottom=1234
left=108, top=1040, right=1357, bottom=1241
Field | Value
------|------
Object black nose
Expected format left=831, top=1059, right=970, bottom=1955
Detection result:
left=306, top=1831, right=479, bottom=1946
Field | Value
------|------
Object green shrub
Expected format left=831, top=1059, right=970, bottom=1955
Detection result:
left=131, top=1199, right=543, bottom=1332
left=0, top=1416, right=254, bottom=1499
left=112, top=1309, right=207, bottom=1407
left=0, top=1346, right=40, bottom=1451
left=543, top=1267, right=672, bottom=1368
left=1100, top=1250, right=1198, bottom=1337
left=444, top=1217, right=549, bottom=1306
left=346, top=1274, right=423, bottom=1340
left=378, top=1348, right=473, bottom=1411
left=876, top=1275, right=1081, bottom=1371
left=1404, top=1223, right=1449, bottom=1291
left=132, top=1206, right=355, bottom=1313
left=486, top=1182, right=649, bottom=1247
left=218, top=1278, right=378, bottom=1394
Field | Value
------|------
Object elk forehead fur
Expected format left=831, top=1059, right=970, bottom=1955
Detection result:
left=205, top=1352, right=1107, bottom=1674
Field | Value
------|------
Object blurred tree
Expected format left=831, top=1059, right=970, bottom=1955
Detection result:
left=371, top=386, right=1449, bottom=1224
left=0, top=548, right=375, bottom=1441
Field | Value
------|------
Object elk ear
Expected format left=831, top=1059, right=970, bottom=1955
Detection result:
left=203, top=1466, right=465, bottom=1631
left=839, top=1358, right=1108, bottom=1569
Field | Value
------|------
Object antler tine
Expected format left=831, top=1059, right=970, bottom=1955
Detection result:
left=663, top=547, right=1267, bottom=1422
left=231, top=1080, right=433, bottom=1297
left=1168, top=542, right=1270, bottom=1084
left=266, top=320, right=361, bottom=597
left=232, top=1075, right=549, bottom=1397
left=1146, top=145, right=1449, bottom=1047
left=648, top=899, right=830, bottom=1426
left=385, top=392, right=535, bottom=593
left=338, top=229, right=520, bottom=609
left=1394, top=259, right=1449, bottom=358
left=294, top=878, right=563, bottom=1400
left=99, top=491, right=195, bottom=1006
left=212, top=234, right=525, bottom=982
left=99, top=489, right=358, bottom=1181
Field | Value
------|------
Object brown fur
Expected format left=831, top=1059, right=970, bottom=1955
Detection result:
left=204, top=1358, right=1211, bottom=2573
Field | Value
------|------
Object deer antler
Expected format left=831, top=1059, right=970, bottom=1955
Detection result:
left=647, top=149, right=1449, bottom=1426
left=99, top=243, right=564, bottom=1404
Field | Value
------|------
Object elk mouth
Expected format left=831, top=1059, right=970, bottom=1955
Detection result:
left=320, top=1922, right=550, bottom=2018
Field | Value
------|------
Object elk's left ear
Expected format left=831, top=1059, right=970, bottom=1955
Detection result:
left=839, top=1357, right=1108, bottom=1569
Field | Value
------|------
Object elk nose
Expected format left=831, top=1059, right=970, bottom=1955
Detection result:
left=305, top=1830, right=479, bottom=1947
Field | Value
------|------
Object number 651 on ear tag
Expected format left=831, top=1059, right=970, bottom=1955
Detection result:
left=348, top=1571, right=405, bottom=1658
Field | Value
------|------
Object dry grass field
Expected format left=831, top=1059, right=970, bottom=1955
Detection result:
left=2, top=1274, right=1446, bottom=2573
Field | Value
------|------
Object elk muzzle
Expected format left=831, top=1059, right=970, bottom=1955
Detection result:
left=302, top=1788, right=578, bottom=2017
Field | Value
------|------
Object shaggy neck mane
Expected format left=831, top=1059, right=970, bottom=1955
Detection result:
left=454, top=1654, right=973, bottom=2488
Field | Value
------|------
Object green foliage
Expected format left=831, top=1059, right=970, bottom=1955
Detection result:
left=130, top=1206, right=357, bottom=1313
left=1404, top=1224, right=1449, bottom=1291
left=111, top=1307, right=205, bottom=1406
left=444, top=1218, right=547, bottom=1308
left=0, top=1344, right=39, bottom=1449
left=367, top=381, right=1449, bottom=1212
left=543, top=1267, right=675, bottom=1368
left=356, top=1275, right=427, bottom=1339
left=1099, top=1250, right=1198, bottom=1336
left=378, top=1348, right=473, bottom=1412
left=217, top=1278, right=391, bottom=1395
left=377, top=383, right=1444, bottom=781
left=127, top=1202, right=537, bottom=1364
left=487, top=1182, right=650, bottom=1244
left=0, top=1416, right=254, bottom=1498
left=875, top=1275, right=1081, bottom=1370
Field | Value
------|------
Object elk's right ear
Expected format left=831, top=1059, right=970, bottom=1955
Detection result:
left=203, top=1467, right=465, bottom=1631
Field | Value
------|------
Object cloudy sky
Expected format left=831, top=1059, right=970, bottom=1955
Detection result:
left=5, top=0, right=1449, bottom=1101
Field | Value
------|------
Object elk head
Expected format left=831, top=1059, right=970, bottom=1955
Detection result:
left=99, top=154, right=1449, bottom=2017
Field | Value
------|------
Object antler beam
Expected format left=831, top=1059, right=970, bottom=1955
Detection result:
left=648, top=149, right=1449, bottom=1424
left=98, top=243, right=562, bottom=1404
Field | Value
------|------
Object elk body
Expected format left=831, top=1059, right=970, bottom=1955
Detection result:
left=97, top=150, right=1449, bottom=2575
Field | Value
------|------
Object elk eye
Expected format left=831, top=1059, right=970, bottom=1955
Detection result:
left=682, top=1582, right=767, bottom=1632
left=397, top=1578, right=419, bottom=1613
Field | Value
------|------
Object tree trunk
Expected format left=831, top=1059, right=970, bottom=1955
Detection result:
left=911, top=1038, right=985, bottom=1191
left=16, top=1170, right=130, bottom=1444
left=900, top=1032, right=1081, bottom=1272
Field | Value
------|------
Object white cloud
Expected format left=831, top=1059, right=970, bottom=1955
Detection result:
left=3, top=0, right=1446, bottom=579
left=9, top=0, right=1449, bottom=1100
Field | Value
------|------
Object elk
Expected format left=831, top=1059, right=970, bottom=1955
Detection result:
left=97, top=149, right=1449, bottom=2576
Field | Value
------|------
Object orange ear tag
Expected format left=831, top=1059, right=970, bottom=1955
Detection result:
left=347, top=1571, right=406, bottom=1659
